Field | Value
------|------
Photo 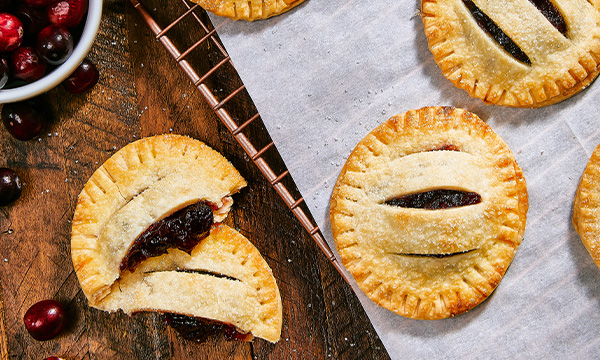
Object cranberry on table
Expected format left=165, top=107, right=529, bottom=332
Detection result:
left=23, top=300, right=67, bottom=341
left=36, top=25, right=73, bottom=65
left=62, top=58, right=98, bottom=93
left=0, top=168, right=22, bottom=206
left=47, top=0, right=87, bottom=28
left=0, top=13, right=24, bottom=52
left=10, top=46, right=46, bottom=82
left=1, top=101, right=46, bottom=140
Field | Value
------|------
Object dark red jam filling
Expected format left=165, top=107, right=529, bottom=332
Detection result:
left=163, top=313, right=253, bottom=342
left=430, top=144, right=460, bottom=152
left=527, top=0, right=567, bottom=35
left=120, top=201, right=214, bottom=272
left=462, top=0, right=532, bottom=65
left=384, top=189, right=481, bottom=210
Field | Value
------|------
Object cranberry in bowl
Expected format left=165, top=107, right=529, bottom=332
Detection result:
left=0, top=0, right=101, bottom=103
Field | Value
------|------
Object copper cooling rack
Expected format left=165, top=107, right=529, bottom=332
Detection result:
left=129, top=0, right=349, bottom=281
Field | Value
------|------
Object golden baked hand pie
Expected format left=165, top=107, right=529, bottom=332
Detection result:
left=421, top=0, right=600, bottom=107
left=71, top=134, right=247, bottom=306
left=191, top=0, right=305, bottom=21
left=97, top=224, right=283, bottom=343
left=330, top=107, right=528, bottom=320
left=573, top=143, right=600, bottom=270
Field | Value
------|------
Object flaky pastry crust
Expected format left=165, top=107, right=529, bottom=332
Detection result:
left=330, top=107, right=528, bottom=320
left=421, top=0, right=600, bottom=107
left=97, top=224, right=283, bottom=343
left=573, top=143, right=600, bottom=270
left=191, top=0, right=305, bottom=21
left=71, top=134, right=246, bottom=306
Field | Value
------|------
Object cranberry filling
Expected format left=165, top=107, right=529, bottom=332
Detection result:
left=120, top=201, right=214, bottom=272
left=385, top=189, right=481, bottom=210
left=462, top=0, right=531, bottom=65
left=527, top=0, right=567, bottom=35
left=163, top=313, right=253, bottom=342
left=429, top=144, right=460, bottom=152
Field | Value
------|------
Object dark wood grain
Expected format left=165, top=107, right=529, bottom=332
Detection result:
left=0, top=0, right=390, bottom=359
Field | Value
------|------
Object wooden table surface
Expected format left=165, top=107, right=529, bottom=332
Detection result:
left=0, top=0, right=390, bottom=358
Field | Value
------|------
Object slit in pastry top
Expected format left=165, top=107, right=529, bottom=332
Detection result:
left=384, top=189, right=482, bottom=210
left=168, top=269, right=241, bottom=282
left=526, top=0, right=567, bottom=35
left=462, top=0, right=532, bottom=65
left=462, top=0, right=569, bottom=65
left=392, top=249, right=479, bottom=259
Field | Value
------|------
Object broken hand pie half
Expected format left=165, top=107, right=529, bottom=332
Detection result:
left=330, top=107, right=528, bottom=320
left=96, top=223, right=282, bottom=343
left=421, top=0, right=600, bottom=107
left=71, top=134, right=247, bottom=304
left=190, top=0, right=305, bottom=21
left=573, top=143, right=600, bottom=270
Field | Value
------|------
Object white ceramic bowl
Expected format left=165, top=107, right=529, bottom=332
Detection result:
left=0, top=0, right=103, bottom=104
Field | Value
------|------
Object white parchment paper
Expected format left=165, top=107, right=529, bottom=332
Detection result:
left=209, top=1, right=600, bottom=358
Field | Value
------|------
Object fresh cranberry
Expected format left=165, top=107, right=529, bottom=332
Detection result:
left=1, top=101, right=46, bottom=140
left=62, top=58, right=98, bottom=93
left=36, top=25, right=72, bottom=65
left=47, top=0, right=87, bottom=28
left=10, top=46, right=46, bottom=82
left=0, top=168, right=22, bottom=206
left=44, top=357, right=65, bottom=360
left=14, top=4, right=49, bottom=38
left=0, top=13, right=24, bottom=52
left=23, top=300, right=67, bottom=341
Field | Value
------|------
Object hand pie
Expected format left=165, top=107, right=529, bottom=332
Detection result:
left=421, top=0, right=600, bottom=107
left=330, top=107, right=528, bottom=320
left=191, top=0, right=305, bottom=21
left=71, top=134, right=247, bottom=306
left=573, top=143, right=600, bottom=270
left=96, top=224, right=283, bottom=343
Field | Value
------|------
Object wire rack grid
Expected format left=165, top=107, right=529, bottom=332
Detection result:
left=129, top=0, right=350, bottom=282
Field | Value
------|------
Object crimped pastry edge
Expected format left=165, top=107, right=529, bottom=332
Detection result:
left=573, top=143, right=600, bottom=269
left=191, top=0, right=305, bottom=21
